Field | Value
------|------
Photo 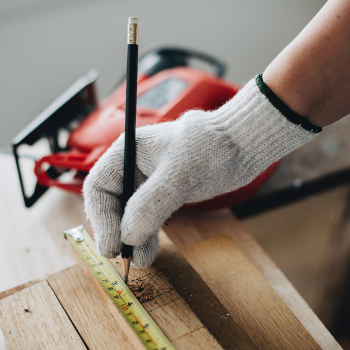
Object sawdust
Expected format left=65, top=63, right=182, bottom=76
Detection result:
left=128, top=278, right=173, bottom=303
left=128, top=280, right=155, bottom=303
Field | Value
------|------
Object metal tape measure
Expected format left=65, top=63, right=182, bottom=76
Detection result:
left=64, top=225, right=175, bottom=350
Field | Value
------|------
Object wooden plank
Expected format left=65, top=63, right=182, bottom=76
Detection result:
left=0, top=317, right=17, bottom=350
left=69, top=234, right=224, bottom=350
left=182, top=235, right=322, bottom=349
left=47, top=265, right=135, bottom=350
left=164, top=210, right=276, bottom=274
left=0, top=281, right=86, bottom=350
left=67, top=244, right=146, bottom=350
left=0, top=280, right=41, bottom=300
left=164, top=209, right=342, bottom=350
left=0, top=146, right=341, bottom=348
left=155, top=230, right=258, bottom=350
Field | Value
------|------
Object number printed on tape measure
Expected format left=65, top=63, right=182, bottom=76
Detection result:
left=65, top=226, right=175, bottom=350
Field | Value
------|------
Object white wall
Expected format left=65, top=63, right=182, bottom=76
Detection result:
left=0, top=0, right=326, bottom=149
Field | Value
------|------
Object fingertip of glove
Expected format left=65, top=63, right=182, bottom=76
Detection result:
left=96, top=249, right=117, bottom=259
left=96, top=239, right=121, bottom=259
left=120, top=213, right=151, bottom=246
left=130, top=235, right=160, bottom=268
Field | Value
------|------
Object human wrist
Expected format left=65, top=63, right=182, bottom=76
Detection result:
left=256, top=74, right=322, bottom=133
left=212, top=74, right=321, bottom=138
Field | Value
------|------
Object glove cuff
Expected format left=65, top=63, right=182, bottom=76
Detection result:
left=255, top=73, right=322, bottom=134
left=206, top=74, right=322, bottom=191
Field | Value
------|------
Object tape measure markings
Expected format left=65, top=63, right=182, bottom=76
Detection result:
left=65, top=225, right=175, bottom=350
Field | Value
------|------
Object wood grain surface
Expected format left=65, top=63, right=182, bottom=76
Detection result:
left=182, top=235, right=321, bottom=350
left=155, top=230, right=258, bottom=350
left=164, top=209, right=343, bottom=350
left=70, top=238, right=223, bottom=350
left=0, top=281, right=86, bottom=350
left=0, top=280, right=40, bottom=301
left=0, top=318, right=16, bottom=350
left=47, top=265, right=135, bottom=350
left=0, top=152, right=343, bottom=350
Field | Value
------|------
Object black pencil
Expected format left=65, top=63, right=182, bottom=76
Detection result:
left=122, top=16, right=139, bottom=284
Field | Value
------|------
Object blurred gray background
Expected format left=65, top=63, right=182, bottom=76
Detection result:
left=0, top=0, right=326, bottom=150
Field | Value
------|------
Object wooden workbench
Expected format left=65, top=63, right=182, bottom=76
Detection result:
left=0, top=153, right=343, bottom=349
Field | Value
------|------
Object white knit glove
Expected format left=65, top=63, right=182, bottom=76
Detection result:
left=83, top=74, right=321, bottom=267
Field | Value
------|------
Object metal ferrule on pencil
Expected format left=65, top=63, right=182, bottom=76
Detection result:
left=127, top=20, right=139, bottom=45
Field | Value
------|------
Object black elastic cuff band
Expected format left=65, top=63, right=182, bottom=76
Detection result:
left=256, top=74, right=322, bottom=134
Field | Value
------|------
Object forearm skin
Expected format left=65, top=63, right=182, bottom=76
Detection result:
left=264, top=0, right=350, bottom=127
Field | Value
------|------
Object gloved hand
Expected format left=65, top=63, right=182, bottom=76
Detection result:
left=83, top=74, right=321, bottom=267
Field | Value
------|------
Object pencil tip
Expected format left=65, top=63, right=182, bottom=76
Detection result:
left=125, top=275, right=128, bottom=284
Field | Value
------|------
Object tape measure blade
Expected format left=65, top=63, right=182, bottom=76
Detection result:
left=65, top=227, right=175, bottom=350
left=66, top=233, right=149, bottom=349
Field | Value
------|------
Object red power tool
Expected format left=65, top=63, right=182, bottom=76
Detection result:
left=13, top=47, right=280, bottom=209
